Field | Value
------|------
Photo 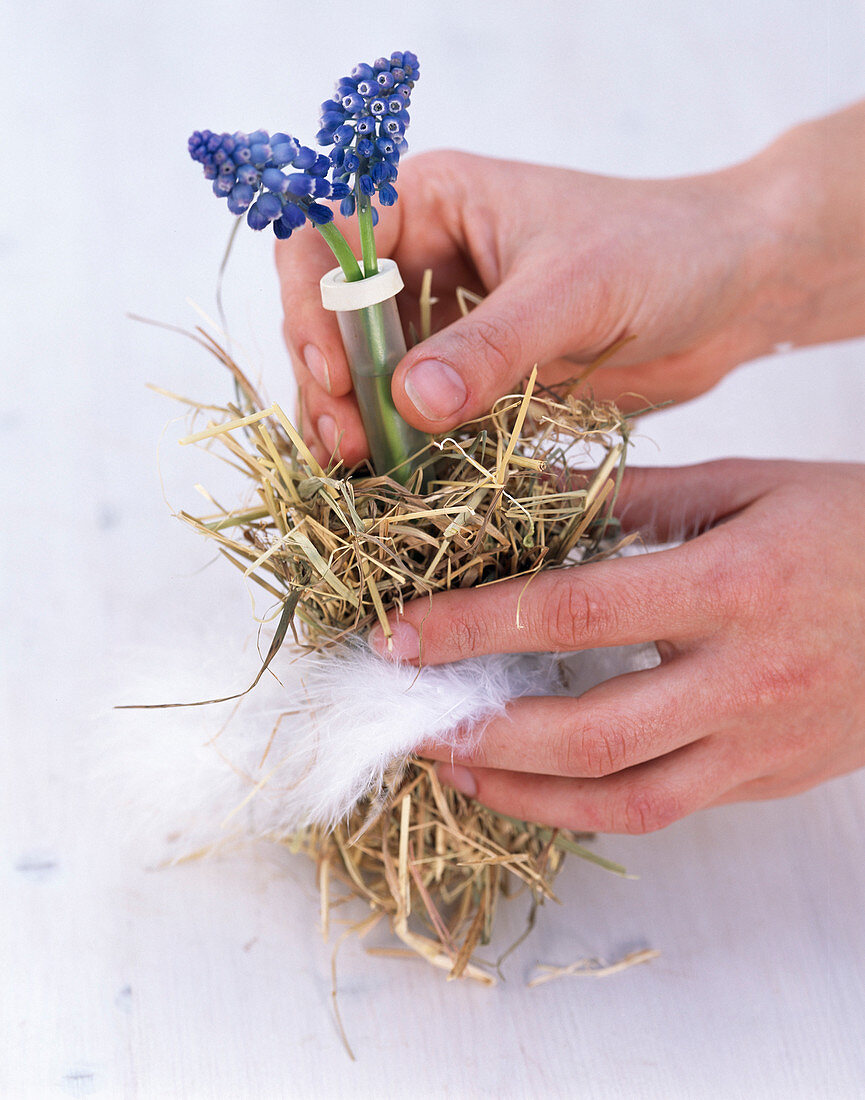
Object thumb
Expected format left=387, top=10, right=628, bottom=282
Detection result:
left=391, top=272, right=574, bottom=430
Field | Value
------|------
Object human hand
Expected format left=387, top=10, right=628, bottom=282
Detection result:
left=277, top=102, right=865, bottom=468
left=369, top=459, right=865, bottom=834
left=277, top=150, right=779, bottom=466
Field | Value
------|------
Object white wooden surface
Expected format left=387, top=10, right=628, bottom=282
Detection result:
left=2, top=1, right=865, bottom=1096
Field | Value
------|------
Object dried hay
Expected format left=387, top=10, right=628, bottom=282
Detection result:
left=150, top=281, right=644, bottom=984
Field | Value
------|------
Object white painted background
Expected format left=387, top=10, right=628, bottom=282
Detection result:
left=2, top=1, right=865, bottom=1096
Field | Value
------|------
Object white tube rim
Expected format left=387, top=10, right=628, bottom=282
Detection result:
left=319, top=258, right=403, bottom=311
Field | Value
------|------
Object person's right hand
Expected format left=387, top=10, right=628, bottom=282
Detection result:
left=276, top=104, right=865, bottom=467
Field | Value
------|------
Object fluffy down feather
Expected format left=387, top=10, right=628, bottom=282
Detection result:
left=108, top=639, right=658, bottom=856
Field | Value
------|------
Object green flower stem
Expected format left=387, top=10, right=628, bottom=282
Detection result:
left=317, top=201, right=427, bottom=487
left=337, top=296, right=429, bottom=486
left=350, top=345, right=426, bottom=484
left=357, top=295, right=423, bottom=483
left=357, top=194, right=379, bottom=278
left=315, top=222, right=363, bottom=282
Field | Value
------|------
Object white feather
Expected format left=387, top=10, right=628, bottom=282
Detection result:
left=104, top=638, right=658, bottom=859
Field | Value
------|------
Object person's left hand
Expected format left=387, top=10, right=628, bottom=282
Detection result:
left=371, top=459, right=865, bottom=833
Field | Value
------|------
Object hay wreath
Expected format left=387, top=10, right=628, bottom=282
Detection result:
left=135, top=50, right=662, bottom=997
left=139, top=279, right=648, bottom=988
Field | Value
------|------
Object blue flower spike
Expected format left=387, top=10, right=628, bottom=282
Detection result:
left=187, top=50, right=418, bottom=280
left=188, top=126, right=340, bottom=235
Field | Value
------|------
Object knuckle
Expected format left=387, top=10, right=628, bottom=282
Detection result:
left=683, top=535, right=741, bottom=621
left=549, top=726, right=584, bottom=778
left=406, top=148, right=460, bottom=179
left=401, top=150, right=470, bottom=214
left=699, top=555, right=736, bottom=617
left=540, top=576, right=616, bottom=651
left=732, top=651, right=814, bottom=716
left=579, top=722, right=631, bottom=779
left=554, top=710, right=632, bottom=778
left=698, top=525, right=782, bottom=624
left=445, top=608, right=485, bottom=660
left=617, top=784, right=682, bottom=835
left=459, top=315, right=522, bottom=381
left=550, top=709, right=633, bottom=779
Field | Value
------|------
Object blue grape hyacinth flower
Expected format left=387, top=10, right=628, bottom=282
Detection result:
left=188, top=129, right=337, bottom=240
left=187, top=51, right=419, bottom=282
left=317, top=50, right=419, bottom=219
left=186, top=51, right=425, bottom=483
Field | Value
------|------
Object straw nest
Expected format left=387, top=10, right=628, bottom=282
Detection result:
left=155, top=287, right=639, bottom=985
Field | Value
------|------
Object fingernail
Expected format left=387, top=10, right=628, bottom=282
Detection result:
left=404, top=359, right=467, bottom=421
left=369, top=620, right=420, bottom=661
left=303, top=344, right=331, bottom=392
left=436, top=762, right=478, bottom=799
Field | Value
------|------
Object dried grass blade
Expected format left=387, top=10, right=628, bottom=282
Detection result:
left=449, top=895, right=488, bottom=980
left=496, top=366, right=538, bottom=486
left=419, top=268, right=435, bottom=340
left=398, top=794, right=412, bottom=918
left=528, top=948, right=660, bottom=987
left=286, top=530, right=359, bottom=607
left=550, top=479, right=614, bottom=563
left=179, top=404, right=279, bottom=445
left=271, top=404, right=332, bottom=484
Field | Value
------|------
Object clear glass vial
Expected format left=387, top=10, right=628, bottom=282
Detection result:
left=320, top=259, right=428, bottom=485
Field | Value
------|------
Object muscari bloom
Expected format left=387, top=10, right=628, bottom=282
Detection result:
left=187, top=128, right=346, bottom=238
left=187, top=51, right=418, bottom=240
left=318, top=50, right=419, bottom=222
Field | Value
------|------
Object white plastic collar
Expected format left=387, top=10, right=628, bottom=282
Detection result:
left=320, top=257, right=404, bottom=311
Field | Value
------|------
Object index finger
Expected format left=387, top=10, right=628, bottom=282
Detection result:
left=371, top=535, right=728, bottom=666
left=276, top=224, right=356, bottom=398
